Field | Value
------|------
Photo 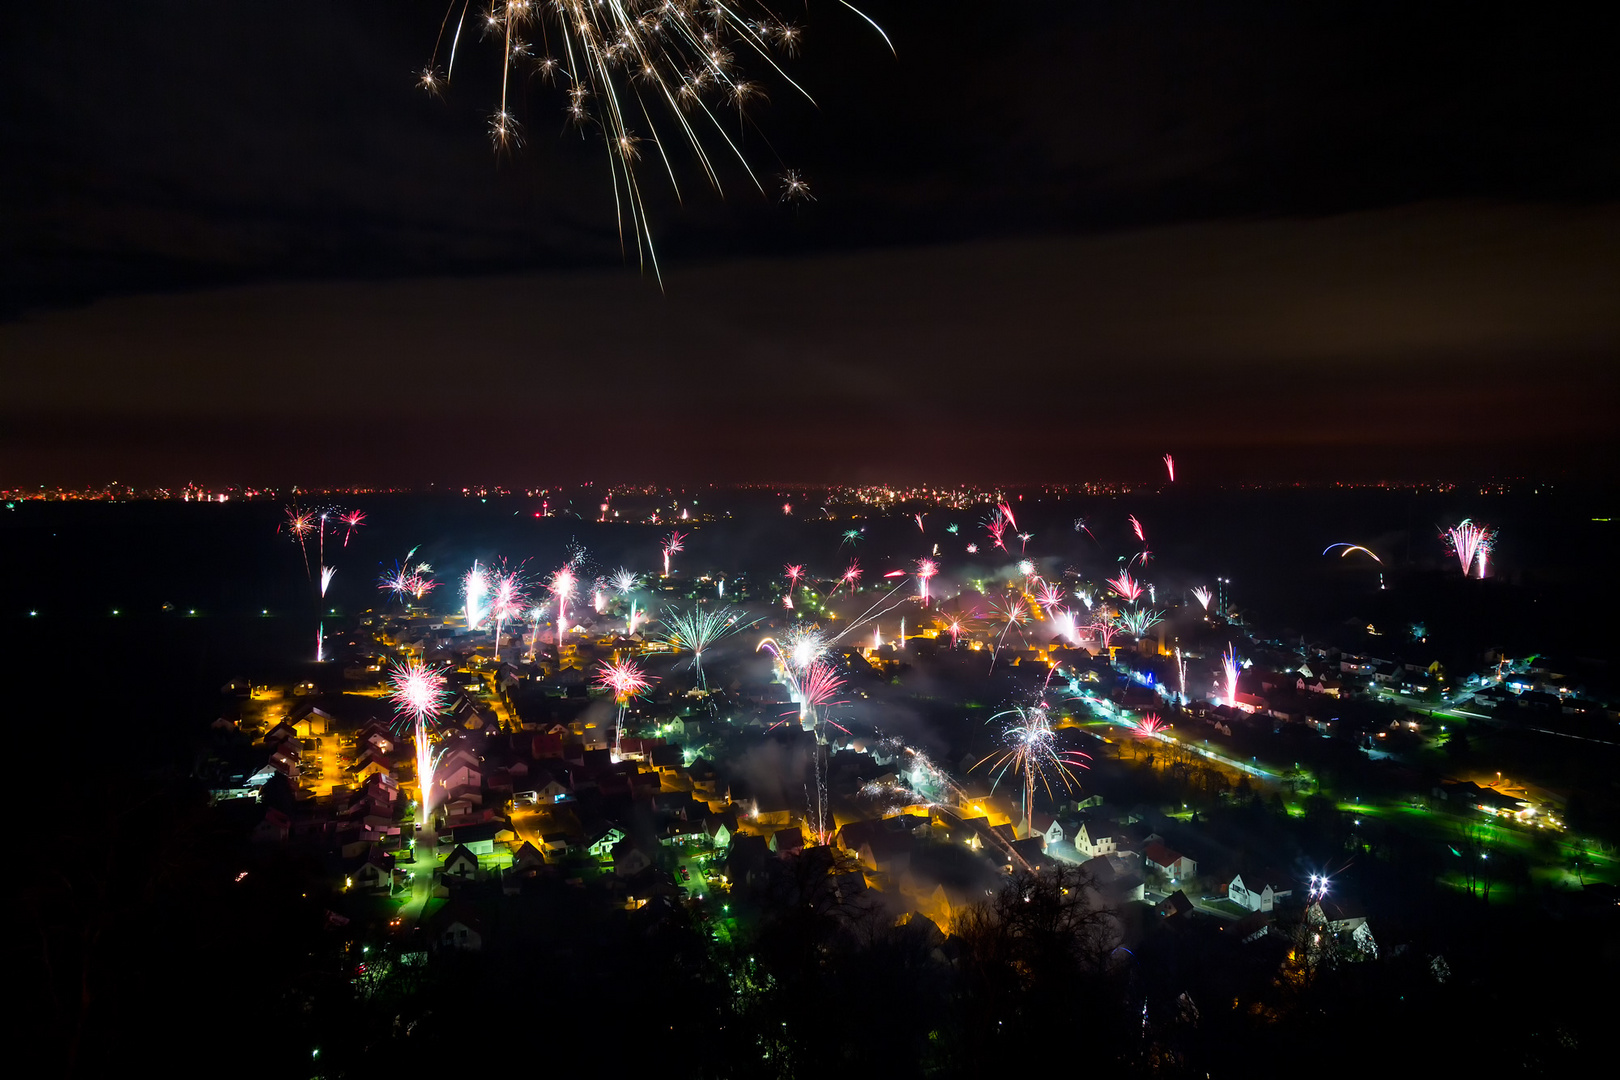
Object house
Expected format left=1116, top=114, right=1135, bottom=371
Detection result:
left=1308, top=897, right=1377, bottom=957
left=612, top=837, right=657, bottom=876
left=1231, top=909, right=1271, bottom=943
left=1225, top=872, right=1293, bottom=913
left=439, top=750, right=484, bottom=792
left=353, top=851, right=400, bottom=895
left=427, top=903, right=483, bottom=951
left=441, top=844, right=480, bottom=880
left=1156, top=890, right=1194, bottom=919
left=446, top=821, right=512, bottom=856
left=724, top=834, right=772, bottom=887
left=1144, top=841, right=1197, bottom=884
left=511, top=841, right=546, bottom=873
left=769, top=827, right=806, bottom=855
left=585, top=823, right=627, bottom=858
left=1029, top=812, right=1064, bottom=849
left=1075, top=819, right=1139, bottom=858
left=1080, top=853, right=1145, bottom=903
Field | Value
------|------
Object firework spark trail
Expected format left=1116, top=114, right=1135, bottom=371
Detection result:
left=422, top=2, right=889, bottom=278
left=986, top=515, right=1009, bottom=551
left=1033, top=579, right=1065, bottom=612
left=388, top=660, right=451, bottom=828
left=380, top=563, right=411, bottom=600
left=661, top=604, right=756, bottom=689
left=1176, top=646, right=1188, bottom=701
left=825, top=578, right=917, bottom=645
left=1192, top=586, right=1213, bottom=611
left=1323, top=542, right=1382, bottom=563
left=975, top=705, right=1089, bottom=839
left=1048, top=606, right=1081, bottom=645
left=1129, top=515, right=1146, bottom=543
left=1163, top=454, right=1175, bottom=482
left=661, top=531, right=686, bottom=577
left=916, top=558, right=938, bottom=605
left=1107, top=569, right=1143, bottom=604
left=999, top=501, right=1018, bottom=530
left=286, top=508, right=315, bottom=579
left=827, top=560, right=862, bottom=598
left=320, top=566, right=337, bottom=598
left=596, top=656, right=651, bottom=758
left=1135, top=713, right=1166, bottom=739
left=1117, top=606, right=1163, bottom=639
left=526, top=603, right=550, bottom=661
left=1443, top=520, right=1497, bottom=578
left=1222, top=643, right=1241, bottom=708
left=339, top=509, right=366, bottom=547
left=987, top=594, right=1029, bottom=672
left=1091, top=618, right=1120, bottom=653
left=463, top=561, right=492, bottom=628
left=550, top=566, right=577, bottom=653
left=487, top=570, right=529, bottom=661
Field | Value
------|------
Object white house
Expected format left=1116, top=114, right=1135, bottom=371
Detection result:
left=1226, top=872, right=1293, bottom=913
left=1029, top=812, right=1065, bottom=849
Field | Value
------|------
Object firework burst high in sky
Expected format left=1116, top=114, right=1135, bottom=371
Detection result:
left=418, top=1, right=888, bottom=279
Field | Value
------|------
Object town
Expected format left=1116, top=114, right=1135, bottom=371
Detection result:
left=171, top=490, right=1618, bottom=1074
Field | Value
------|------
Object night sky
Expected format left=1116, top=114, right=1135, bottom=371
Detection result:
left=4, top=1, right=1616, bottom=486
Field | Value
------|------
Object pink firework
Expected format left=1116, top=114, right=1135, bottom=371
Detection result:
left=1107, top=569, right=1143, bottom=603
left=829, top=560, right=862, bottom=598
left=1135, top=713, right=1166, bottom=739
left=1129, top=515, right=1146, bottom=543
left=388, top=660, right=449, bottom=827
left=379, top=563, right=411, bottom=599
left=1090, top=618, right=1121, bottom=652
left=916, top=558, right=939, bottom=604
left=1163, top=454, right=1175, bottom=482
left=915, top=513, right=925, bottom=532
left=389, top=659, right=448, bottom=725
left=1444, top=519, right=1497, bottom=578
left=488, top=571, right=529, bottom=661
left=799, top=661, right=847, bottom=716
left=550, top=566, right=577, bottom=651
left=596, top=657, right=651, bottom=700
left=1034, top=579, right=1065, bottom=611
left=785, top=563, right=804, bottom=590
left=339, top=509, right=366, bottom=546
left=1222, top=643, right=1242, bottom=708
left=986, top=516, right=1009, bottom=551
left=999, top=501, right=1018, bottom=529
left=661, top=530, right=687, bottom=577
left=408, top=570, right=437, bottom=600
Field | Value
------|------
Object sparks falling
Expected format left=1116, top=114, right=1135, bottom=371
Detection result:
left=975, top=705, right=1089, bottom=839
left=421, top=1, right=890, bottom=279
left=388, top=660, right=450, bottom=829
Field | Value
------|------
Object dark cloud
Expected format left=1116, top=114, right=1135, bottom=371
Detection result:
left=3, top=203, right=1614, bottom=484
